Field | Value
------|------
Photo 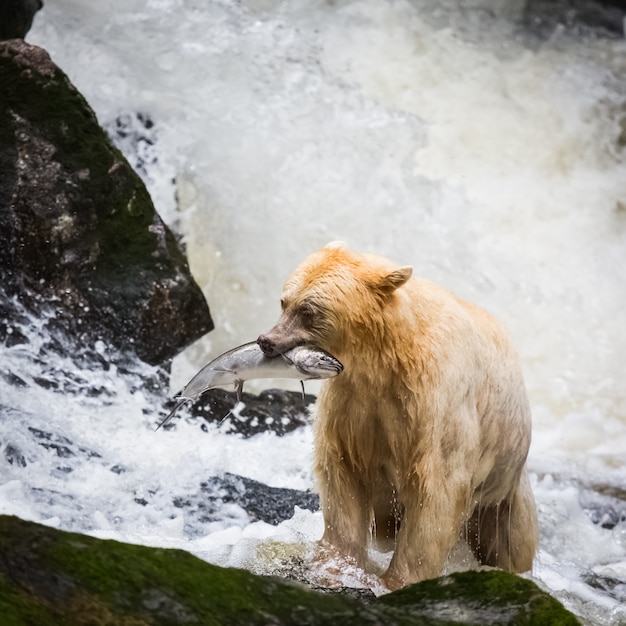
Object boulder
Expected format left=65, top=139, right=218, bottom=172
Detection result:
left=0, top=515, right=581, bottom=625
left=0, top=40, right=213, bottom=364
left=0, top=0, right=42, bottom=40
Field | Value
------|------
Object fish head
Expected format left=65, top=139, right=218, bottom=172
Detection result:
left=283, top=346, right=344, bottom=379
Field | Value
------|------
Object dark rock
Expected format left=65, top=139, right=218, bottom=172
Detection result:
left=0, top=40, right=213, bottom=365
left=212, top=472, right=320, bottom=525
left=580, top=484, right=626, bottom=530
left=0, top=0, right=42, bottom=40
left=0, top=515, right=581, bottom=625
left=171, top=472, right=320, bottom=534
left=27, top=426, right=101, bottom=460
left=165, top=387, right=314, bottom=437
left=524, top=0, right=626, bottom=38
left=0, top=369, right=28, bottom=387
left=3, top=443, right=27, bottom=467
left=584, top=571, right=626, bottom=604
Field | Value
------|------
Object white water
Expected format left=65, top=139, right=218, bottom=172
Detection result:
left=0, top=0, right=623, bottom=623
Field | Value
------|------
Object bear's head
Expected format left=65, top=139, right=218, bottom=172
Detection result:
left=257, top=242, right=412, bottom=362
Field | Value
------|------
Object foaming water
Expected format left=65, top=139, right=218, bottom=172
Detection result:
left=4, top=1, right=623, bottom=623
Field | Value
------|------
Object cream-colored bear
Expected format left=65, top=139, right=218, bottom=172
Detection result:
left=258, top=243, right=538, bottom=589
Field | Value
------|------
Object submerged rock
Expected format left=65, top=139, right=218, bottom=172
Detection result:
left=0, top=40, right=213, bottom=365
left=0, top=515, right=580, bottom=625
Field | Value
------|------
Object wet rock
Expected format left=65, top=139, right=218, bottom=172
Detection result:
left=584, top=569, right=626, bottom=601
left=580, top=485, right=626, bottom=530
left=218, top=472, right=319, bottom=526
left=27, top=426, right=101, bottom=460
left=3, top=443, right=27, bottom=467
left=376, top=570, right=582, bottom=625
left=172, top=472, right=320, bottom=534
left=164, top=387, right=314, bottom=437
left=0, top=515, right=581, bottom=625
left=0, top=40, right=213, bottom=365
left=0, top=0, right=42, bottom=40
left=0, top=370, right=28, bottom=387
left=524, top=0, right=626, bottom=38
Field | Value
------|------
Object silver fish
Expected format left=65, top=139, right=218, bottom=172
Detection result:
left=156, top=342, right=343, bottom=429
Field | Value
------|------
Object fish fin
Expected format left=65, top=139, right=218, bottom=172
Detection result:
left=235, top=379, right=244, bottom=404
left=155, top=398, right=188, bottom=431
left=300, top=380, right=305, bottom=403
left=219, top=410, right=233, bottom=424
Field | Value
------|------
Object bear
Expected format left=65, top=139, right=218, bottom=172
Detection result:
left=257, top=242, right=538, bottom=590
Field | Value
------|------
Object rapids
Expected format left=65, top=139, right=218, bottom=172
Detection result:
left=1, top=1, right=624, bottom=623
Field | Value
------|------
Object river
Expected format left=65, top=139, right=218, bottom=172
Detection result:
left=2, top=1, right=625, bottom=623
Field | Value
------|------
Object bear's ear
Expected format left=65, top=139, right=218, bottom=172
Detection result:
left=324, top=240, right=348, bottom=250
left=375, top=266, right=413, bottom=294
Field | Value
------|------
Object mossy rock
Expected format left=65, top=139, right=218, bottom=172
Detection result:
left=0, top=515, right=579, bottom=625
left=0, top=40, right=212, bottom=364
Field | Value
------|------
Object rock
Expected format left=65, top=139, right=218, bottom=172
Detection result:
left=171, top=472, right=320, bottom=533
left=376, top=570, right=581, bottom=625
left=524, top=0, right=626, bottom=38
left=580, top=483, right=626, bottom=529
left=212, top=472, right=319, bottom=526
left=164, top=387, right=314, bottom=437
left=0, top=515, right=581, bottom=625
left=0, top=0, right=42, bottom=40
left=0, top=40, right=213, bottom=365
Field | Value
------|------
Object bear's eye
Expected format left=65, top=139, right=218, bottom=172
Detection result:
left=299, top=304, right=317, bottom=329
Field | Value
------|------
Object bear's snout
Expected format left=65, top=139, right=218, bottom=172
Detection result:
left=257, top=334, right=278, bottom=357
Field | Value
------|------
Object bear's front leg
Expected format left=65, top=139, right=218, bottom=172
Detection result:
left=316, top=460, right=371, bottom=569
left=383, top=472, right=470, bottom=589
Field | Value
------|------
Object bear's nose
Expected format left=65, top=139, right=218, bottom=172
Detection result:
left=257, top=335, right=277, bottom=357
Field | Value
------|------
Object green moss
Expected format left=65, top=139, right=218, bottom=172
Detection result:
left=376, top=571, right=581, bottom=626
left=0, top=516, right=369, bottom=625
left=0, top=516, right=580, bottom=625
left=0, top=575, right=66, bottom=626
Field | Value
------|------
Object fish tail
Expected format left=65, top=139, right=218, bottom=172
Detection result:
left=155, top=398, right=188, bottom=431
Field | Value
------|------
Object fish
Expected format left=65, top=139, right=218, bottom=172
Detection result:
left=156, top=342, right=343, bottom=430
